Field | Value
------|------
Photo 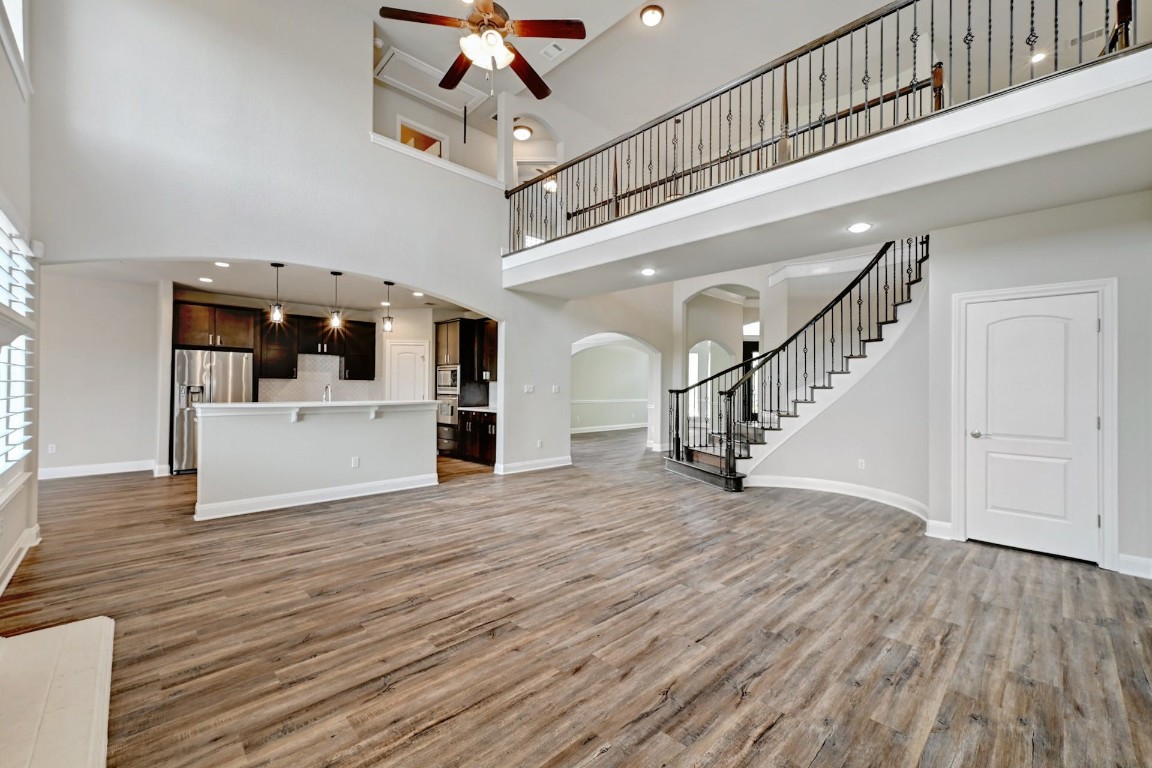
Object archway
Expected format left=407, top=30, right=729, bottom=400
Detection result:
left=570, top=332, right=663, bottom=451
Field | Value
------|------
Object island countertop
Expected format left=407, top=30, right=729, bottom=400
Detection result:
left=193, top=400, right=438, bottom=520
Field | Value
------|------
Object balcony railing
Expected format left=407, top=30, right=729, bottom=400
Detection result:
left=505, top=0, right=1145, bottom=253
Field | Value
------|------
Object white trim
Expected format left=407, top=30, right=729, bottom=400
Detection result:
left=39, top=460, right=155, bottom=480
left=194, top=474, right=439, bottom=521
left=0, top=523, right=39, bottom=597
left=571, top=399, right=649, bottom=405
left=766, top=252, right=874, bottom=288
left=370, top=132, right=504, bottom=190
left=925, top=520, right=956, bottom=540
left=950, top=279, right=1119, bottom=570
left=571, top=423, right=646, bottom=435
left=0, top=1, right=30, bottom=102
left=745, top=475, right=928, bottom=521
left=0, top=468, right=31, bottom=508
left=650, top=442, right=670, bottom=453
left=153, top=464, right=171, bottom=478
left=195, top=400, right=435, bottom=423
left=396, top=115, right=451, bottom=162
left=1117, top=554, right=1152, bottom=581
left=494, top=456, right=572, bottom=475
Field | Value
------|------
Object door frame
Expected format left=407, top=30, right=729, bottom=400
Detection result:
left=950, top=278, right=1118, bottom=570
left=385, top=340, right=430, bottom=401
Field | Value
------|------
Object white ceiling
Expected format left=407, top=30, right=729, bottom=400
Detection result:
left=45, top=260, right=467, bottom=313
left=358, top=0, right=640, bottom=102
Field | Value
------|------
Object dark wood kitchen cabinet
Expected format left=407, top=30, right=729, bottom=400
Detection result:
left=341, top=320, right=376, bottom=381
left=174, top=302, right=257, bottom=349
left=298, top=316, right=343, bottom=356
left=480, top=319, right=498, bottom=382
left=459, top=410, right=496, bottom=466
left=435, top=320, right=461, bottom=366
left=260, top=316, right=298, bottom=379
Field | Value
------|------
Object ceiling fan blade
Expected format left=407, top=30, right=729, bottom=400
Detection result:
left=439, top=52, right=472, bottom=91
left=506, top=43, right=551, bottom=100
left=379, top=7, right=467, bottom=28
left=510, top=19, right=587, bottom=39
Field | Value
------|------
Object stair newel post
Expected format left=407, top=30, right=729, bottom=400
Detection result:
left=723, top=390, right=737, bottom=476
left=670, top=391, right=681, bottom=461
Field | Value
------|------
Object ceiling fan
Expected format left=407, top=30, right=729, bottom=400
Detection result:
left=379, top=1, right=586, bottom=100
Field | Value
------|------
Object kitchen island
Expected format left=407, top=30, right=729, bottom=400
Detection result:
left=193, top=400, right=438, bottom=520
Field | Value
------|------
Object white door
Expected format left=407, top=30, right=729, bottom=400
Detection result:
left=387, top=342, right=428, bottom=401
left=965, top=292, right=1099, bottom=561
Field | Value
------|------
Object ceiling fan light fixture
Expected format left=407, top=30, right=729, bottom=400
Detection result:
left=543, top=177, right=558, bottom=194
left=460, top=31, right=515, bottom=70
left=640, top=5, right=664, bottom=27
left=513, top=124, right=534, bottom=141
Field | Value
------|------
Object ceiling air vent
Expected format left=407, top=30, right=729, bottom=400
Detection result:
left=541, top=43, right=565, bottom=61
left=1067, top=26, right=1106, bottom=48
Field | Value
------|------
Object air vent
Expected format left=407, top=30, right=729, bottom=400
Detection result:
left=541, top=42, right=565, bottom=60
left=1067, top=26, right=1106, bottom=48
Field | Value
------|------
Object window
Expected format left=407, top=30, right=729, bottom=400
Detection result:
left=397, top=117, right=449, bottom=161
left=1, top=0, right=21, bottom=59
left=0, top=208, right=34, bottom=475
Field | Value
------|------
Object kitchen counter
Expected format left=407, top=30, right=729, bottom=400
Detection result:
left=193, top=400, right=437, bottom=520
left=457, top=406, right=498, bottom=414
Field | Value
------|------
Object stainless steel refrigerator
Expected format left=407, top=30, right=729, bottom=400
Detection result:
left=171, top=349, right=253, bottom=473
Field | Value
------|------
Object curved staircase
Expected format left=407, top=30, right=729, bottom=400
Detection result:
left=666, top=235, right=929, bottom=491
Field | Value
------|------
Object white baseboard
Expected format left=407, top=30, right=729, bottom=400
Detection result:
left=925, top=520, right=956, bottom=540
left=570, top=423, right=646, bottom=435
left=152, top=464, right=171, bottom=478
left=495, top=456, right=573, bottom=476
left=745, top=475, right=928, bottom=521
left=0, top=524, right=41, bottom=597
left=649, top=442, right=669, bottom=453
left=39, top=460, right=155, bottom=480
left=194, top=474, right=439, bottom=521
left=1117, top=554, right=1152, bottom=581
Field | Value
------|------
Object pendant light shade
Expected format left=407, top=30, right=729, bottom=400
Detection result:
left=382, top=281, right=395, bottom=333
left=329, top=271, right=343, bottom=328
left=269, top=262, right=285, bottom=323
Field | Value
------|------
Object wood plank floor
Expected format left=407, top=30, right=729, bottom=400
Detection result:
left=1, top=429, right=1149, bottom=767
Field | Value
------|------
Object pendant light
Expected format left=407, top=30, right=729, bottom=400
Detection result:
left=269, top=262, right=285, bottom=323
left=329, top=271, right=343, bottom=328
left=382, top=281, right=395, bottom=333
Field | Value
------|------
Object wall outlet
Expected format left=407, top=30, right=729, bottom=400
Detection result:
left=524, top=384, right=535, bottom=394
left=536, top=439, right=543, bottom=448
left=47, top=444, right=56, bottom=454
left=351, top=457, right=360, bottom=469
left=858, top=459, right=866, bottom=470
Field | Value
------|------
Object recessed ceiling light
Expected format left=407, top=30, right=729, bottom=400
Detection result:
left=847, top=222, right=873, bottom=234
left=512, top=124, right=534, bottom=141
left=640, top=5, right=664, bottom=27
left=413, top=291, right=425, bottom=297
left=199, top=277, right=213, bottom=283
left=1031, top=52, right=1046, bottom=63
left=214, top=262, right=230, bottom=268
left=641, top=268, right=657, bottom=277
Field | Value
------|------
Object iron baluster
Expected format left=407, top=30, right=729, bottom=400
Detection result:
left=988, top=0, right=994, bottom=95
left=966, top=0, right=973, bottom=100
left=1028, top=0, right=1039, bottom=80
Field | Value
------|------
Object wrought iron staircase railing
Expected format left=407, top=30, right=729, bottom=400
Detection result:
left=506, top=0, right=1146, bottom=253
left=667, top=236, right=930, bottom=490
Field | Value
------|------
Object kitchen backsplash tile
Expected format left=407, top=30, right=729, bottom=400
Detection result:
left=259, top=354, right=382, bottom=402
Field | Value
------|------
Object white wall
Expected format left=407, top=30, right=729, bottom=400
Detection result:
left=928, top=191, right=1152, bottom=560
left=38, top=270, right=160, bottom=472
left=28, top=0, right=675, bottom=475
left=753, top=301, right=929, bottom=507
left=0, top=9, right=29, bottom=229
left=373, top=84, right=498, bottom=178
left=571, top=344, right=648, bottom=432
left=686, top=293, right=743, bottom=362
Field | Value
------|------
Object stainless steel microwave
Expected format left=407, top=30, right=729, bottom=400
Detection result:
left=436, top=365, right=459, bottom=394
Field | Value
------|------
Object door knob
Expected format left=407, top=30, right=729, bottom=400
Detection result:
left=970, top=430, right=983, bottom=439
